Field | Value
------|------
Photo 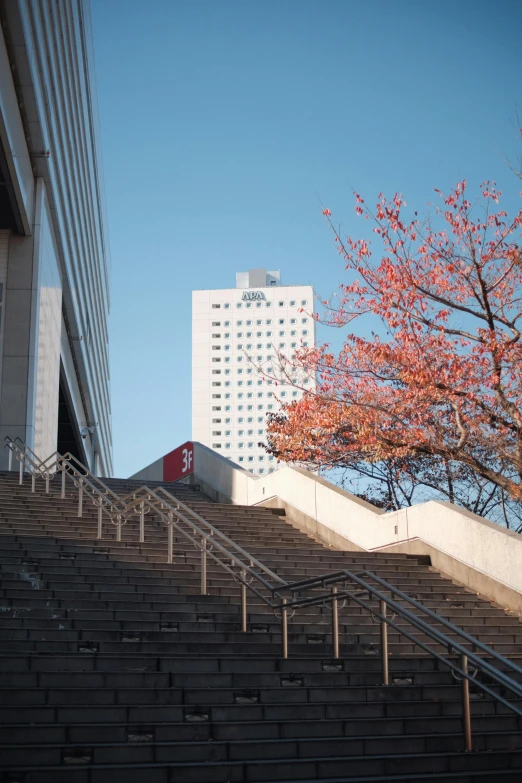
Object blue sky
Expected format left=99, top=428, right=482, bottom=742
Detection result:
left=90, top=0, right=522, bottom=478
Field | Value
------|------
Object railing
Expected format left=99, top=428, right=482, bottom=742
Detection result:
left=5, top=436, right=522, bottom=752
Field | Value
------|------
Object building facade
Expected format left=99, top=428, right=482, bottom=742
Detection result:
left=0, top=0, right=112, bottom=474
left=192, top=270, right=315, bottom=475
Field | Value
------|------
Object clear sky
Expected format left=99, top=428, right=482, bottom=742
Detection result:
left=90, top=0, right=522, bottom=478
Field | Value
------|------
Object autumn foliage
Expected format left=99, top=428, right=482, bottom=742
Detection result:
left=266, top=182, right=522, bottom=503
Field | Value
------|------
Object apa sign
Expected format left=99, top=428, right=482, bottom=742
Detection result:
left=241, top=291, right=266, bottom=301
left=163, top=441, right=194, bottom=482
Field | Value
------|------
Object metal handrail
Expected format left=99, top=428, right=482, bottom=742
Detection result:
left=4, top=436, right=522, bottom=752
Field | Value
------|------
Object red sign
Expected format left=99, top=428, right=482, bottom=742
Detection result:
left=163, top=441, right=194, bottom=482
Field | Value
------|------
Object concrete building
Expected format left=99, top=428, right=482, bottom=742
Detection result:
left=192, top=269, right=315, bottom=474
left=0, top=0, right=112, bottom=474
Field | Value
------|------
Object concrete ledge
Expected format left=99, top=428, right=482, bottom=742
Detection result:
left=132, top=441, right=522, bottom=618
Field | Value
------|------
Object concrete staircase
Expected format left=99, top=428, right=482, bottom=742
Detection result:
left=0, top=471, right=521, bottom=782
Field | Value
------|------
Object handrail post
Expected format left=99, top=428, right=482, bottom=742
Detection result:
left=19, top=455, right=23, bottom=485
left=241, top=568, right=247, bottom=633
left=31, top=472, right=35, bottom=493
left=331, top=586, right=339, bottom=659
left=167, top=521, right=173, bottom=564
left=116, top=515, right=122, bottom=542
left=61, top=466, right=66, bottom=499
left=45, top=471, right=50, bottom=494
left=380, top=599, right=389, bottom=686
left=8, top=448, right=12, bottom=472
left=139, top=501, right=145, bottom=544
left=97, top=505, right=103, bottom=539
left=78, top=480, right=83, bottom=518
left=201, top=537, right=207, bottom=595
left=461, top=653, right=472, bottom=751
left=281, top=598, right=288, bottom=659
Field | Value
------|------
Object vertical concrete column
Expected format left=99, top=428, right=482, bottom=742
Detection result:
left=0, top=219, right=37, bottom=465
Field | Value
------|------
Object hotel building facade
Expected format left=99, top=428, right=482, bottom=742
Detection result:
left=192, top=270, right=315, bottom=474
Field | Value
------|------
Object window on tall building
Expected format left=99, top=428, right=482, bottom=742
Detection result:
left=290, top=300, right=296, bottom=306
left=257, top=429, right=263, bottom=435
left=246, top=331, right=252, bottom=338
left=246, top=303, right=252, bottom=308
left=256, top=302, right=262, bottom=308
left=212, top=322, right=221, bottom=327
left=266, top=319, right=272, bottom=324
left=292, top=391, right=298, bottom=397
left=224, top=303, right=231, bottom=308
left=257, top=380, right=263, bottom=386
left=248, top=442, right=254, bottom=448
left=246, top=320, right=252, bottom=326
left=266, top=330, right=272, bottom=336
left=238, top=430, right=244, bottom=436
left=259, top=469, right=265, bottom=475
left=257, top=392, right=263, bottom=398
left=212, top=382, right=221, bottom=387
left=258, top=405, right=264, bottom=410
left=212, top=443, right=222, bottom=448
left=248, top=456, right=254, bottom=462
left=266, top=302, right=272, bottom=307
left=279, top=343, right=285, bottom=348
left=238, top=393, right=244, bottom=399
left=258, top=417, right=263, bottom=422
left=238, top=381, right=243, bottom=387
left=278, top=301, right=284, bottom=307
left=290, top=319, right=296, bottom=325
left=279, top=330, right=285, bottom=336
left=225, top=405, right=231, bottom=411
left=281, top=392, right=287, bottom=397
left=279, top=319, right=285, bottom=325
left=301, top=318, right=307, bottom=324
left=267, top=404, right=273, bottom=410
left=224, top=357, right=230, bottom=363
left=212, top=431, right=221, bottom=436
left=224, top=321, right=231, bottom=326
left=247, top=380, right=253, bottom=386
left=256, top=320, right=262, bottom=326
left=225, top=443, right=231, bottom=449
left=238, top=417, right=244, bottom=423
left=303, top=330, right=308, bottom=336
left=212, top=304, right=221, bottom=309
left=212, top=394, right=221, bottom=399
left=225, top=393, right=231, bottom=398
left=238, top=443, right=244, bottom=448
left=225, top=369, right=230, bottom=375
left=238, top=456, right=244, bottom=462
left=225, top=417, right=231, bottom=423
left=248, top=430, right=253, bottom=435
left=224, top=333, right=230, bottom=338
left=212, top=370, right=221, bottom=375
left=247, top=404, right=253, bottom=410
left=248, top=417, right=253, bottom=423
left=301, top=300, right=307, bottom=306
left=247, top=393, right=253, bottom=398
left=212, top=418, right=221, bottom=423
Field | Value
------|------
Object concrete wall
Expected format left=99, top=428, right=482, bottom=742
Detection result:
left=191, top=442, right=522, bottom=615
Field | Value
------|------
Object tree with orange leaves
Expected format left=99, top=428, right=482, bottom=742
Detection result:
left=265, top=181, right=522, bottom=506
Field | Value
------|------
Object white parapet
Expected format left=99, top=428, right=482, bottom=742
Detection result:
left=192, top=442, right=522, bottom=615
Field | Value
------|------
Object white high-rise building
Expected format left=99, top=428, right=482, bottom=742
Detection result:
left=192, top=270, right=315, bottom=474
